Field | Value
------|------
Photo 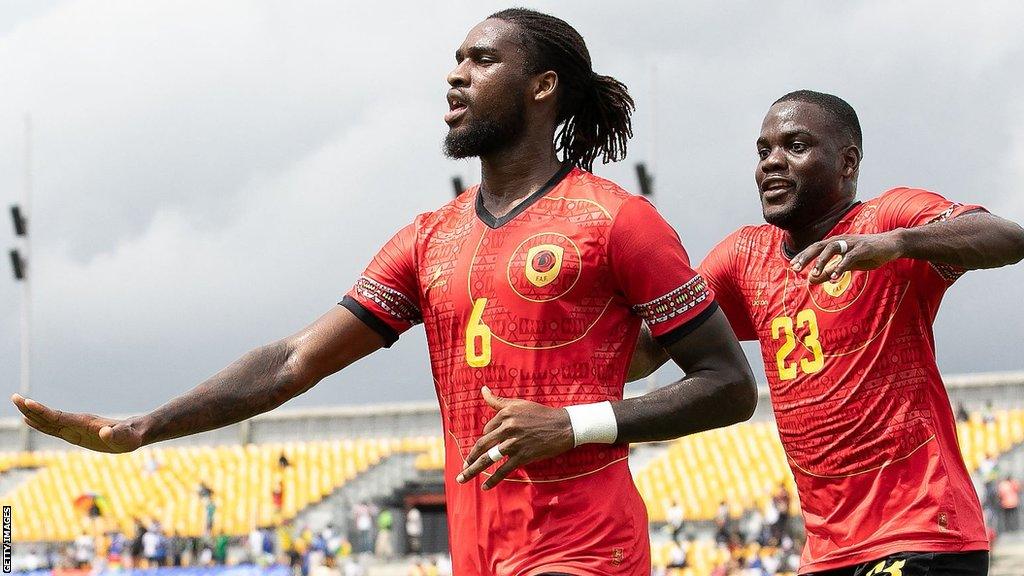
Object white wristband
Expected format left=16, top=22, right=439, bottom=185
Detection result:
left=564, top=401, right=618, bottom=447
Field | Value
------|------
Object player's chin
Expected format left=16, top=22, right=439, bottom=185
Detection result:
left=762, top=205, right=795, bottom=228
left=443, top=128, right=479, bottom=159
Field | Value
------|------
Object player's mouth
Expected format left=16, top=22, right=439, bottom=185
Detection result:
left=445, top=92, right=469, bottom=125
left=760, top=176, right=796, bottom=201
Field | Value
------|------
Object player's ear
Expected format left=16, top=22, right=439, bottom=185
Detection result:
left=533, top=70, right=558, bottom=104
left=841, top=145, right=861, bottom=179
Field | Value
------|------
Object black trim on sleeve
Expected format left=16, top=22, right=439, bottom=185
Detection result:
left=475, top=161, right=574, bottom=229
left=339, top=296, right=400, bottom=348
left=653, top=301, right=720, bottom=349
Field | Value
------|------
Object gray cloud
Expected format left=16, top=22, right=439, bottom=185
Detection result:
left=2, top=0, right=1023, bottom=418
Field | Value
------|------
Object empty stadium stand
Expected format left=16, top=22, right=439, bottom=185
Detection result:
left=1, top=372, right=1022, bottom=555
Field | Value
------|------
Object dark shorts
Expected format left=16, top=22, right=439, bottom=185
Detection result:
left=805, top=550, right=989, bottom=576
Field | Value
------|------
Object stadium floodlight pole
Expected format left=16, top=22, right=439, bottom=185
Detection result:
left=12, top=115, right=33, bottom=451
left=451, top=176, right=465, bottom=198
left=635, top=162, right=654, bottom=202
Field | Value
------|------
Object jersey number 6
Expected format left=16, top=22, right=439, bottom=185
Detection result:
left=771, top=308, right=824, bottom=381
left=466, top=298, right=492, bottom=367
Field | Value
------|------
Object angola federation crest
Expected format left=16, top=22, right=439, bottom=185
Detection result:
left=525, top=244, right=564, bottom=287
left=506, top=232, right=582, bottom=302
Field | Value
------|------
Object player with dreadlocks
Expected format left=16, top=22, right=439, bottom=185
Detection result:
left=13, top=9, right=756, bottom=575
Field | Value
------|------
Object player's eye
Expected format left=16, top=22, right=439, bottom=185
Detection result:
left=789, top=142, right=808, bottom=153
left=757, top=148, right=770, bottom=160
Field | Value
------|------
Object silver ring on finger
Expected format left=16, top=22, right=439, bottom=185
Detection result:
left=835, top=239, right=849, bottom=255
left=487, top=446, right=504, bottom=462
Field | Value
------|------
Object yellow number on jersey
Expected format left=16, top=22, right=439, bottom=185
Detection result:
left=771, top=308, right=824, bottom=381
left=465, top=297, right=492, bottom=367
left=771, top=315, right=798, bottom=380
left=866, top=559, right=906, bottom=576
left=796, top=308, right=824, bottom=374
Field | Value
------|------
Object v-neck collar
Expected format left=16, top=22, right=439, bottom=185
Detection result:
left=475, top=162, right=574, bottom=229
left=780, top=200, right=863, bottom=261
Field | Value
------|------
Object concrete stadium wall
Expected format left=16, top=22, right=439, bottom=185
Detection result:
left=1, top=371, right=1022, bottom=450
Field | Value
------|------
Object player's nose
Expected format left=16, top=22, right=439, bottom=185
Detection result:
left=760, top=146, right=786, bottom=173
left=447, top=61, right=469, bottom=88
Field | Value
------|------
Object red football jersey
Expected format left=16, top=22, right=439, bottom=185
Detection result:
left=344, top=164, right=716, bottom=576
left=700, top=188, right=989, bottom=573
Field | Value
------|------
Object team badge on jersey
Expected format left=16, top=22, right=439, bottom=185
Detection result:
left=822, top=270, right=852, bottom=297
left=506, top=233, right=582, bottom=302
left=525, top=245, right=564, bottom=287
left=806, top=269, right=869, bottom=312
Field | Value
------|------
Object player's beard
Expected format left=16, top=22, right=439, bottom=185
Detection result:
left=762, top=179, right=839, bottom=231
left=443, top=97, right=527, bottom=159
left=763, top=193, right=815, bottom=230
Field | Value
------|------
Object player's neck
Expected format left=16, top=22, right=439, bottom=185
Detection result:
left=478, top=140, right=561, bottom=219
left=784, top=198, right=860, bottom=253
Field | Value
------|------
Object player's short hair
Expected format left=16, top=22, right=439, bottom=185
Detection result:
left=490, top=8, right=634, bottom=172
left=774, top=90, right=863, bottom=154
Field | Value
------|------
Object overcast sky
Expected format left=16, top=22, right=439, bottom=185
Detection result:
left=1, top=0, right=1023, bottom=420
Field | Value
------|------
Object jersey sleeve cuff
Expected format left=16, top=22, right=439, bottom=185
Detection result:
left=339, top=296, right=400, bottom=348
left=654, top=301, right=720, bottom=348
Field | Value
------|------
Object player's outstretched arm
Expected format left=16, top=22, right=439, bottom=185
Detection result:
left=793, top=212, right=1024, bottom=284
left=11, top=306, right=384, bottom=453
left=457, top=308, right=756, bottom=489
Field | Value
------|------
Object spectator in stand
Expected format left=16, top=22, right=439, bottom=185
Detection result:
left=998, top=474, right=1020, bottom=533
left=184, top=532, right=203, bottom=566
left=714, top=500, right=732, bottom=544
left=272, top=479, right=285, bottom=518
left=771, top=483, right=790, bottom=542
left=309, top=528, right=329, bottom=572
left=261, top=525, right=277, bottom=564
left=213, top=531, right=230, bottom=565
left=982, top=400, right=996, bottom=424
left=375, top=508, right=395, bottom=560
left=142, top=521, right=166, bottom=567
left=762, top=495, right=780, bottom=544
left=205, top=497, right=217, bottom=536
left=128, top=518, right=146, bottom=569
left=955, top=401, right=970, bottom=423
left=106, top=530, right=125, bottom=569
left=743, top=506, right=765, bottom=545
left=666, top=500, right=685, bottom=543
left=353, top=503, right=373, bottom=554
left=405, top=507, right=423, bottom=555
left=169, top=530, right=185, bottom=567
left=277, top=522, right=300, bottom=569
left=979, top=453, right=1000, bottom=515
left=197, top=537, right=214, bottom=567
left=249, top=525, right=265, bottom=564
left=73, top=529, right=94, bottom=569
left=198, top=481, right=213, bottom=500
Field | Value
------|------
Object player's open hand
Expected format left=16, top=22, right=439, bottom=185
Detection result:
left=790, top=232, right=903, bottom=284
left=11, top=394, right=145, bottom=453
left=456, top=386, right=574, bottom=490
